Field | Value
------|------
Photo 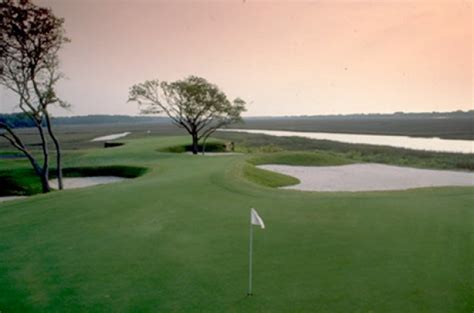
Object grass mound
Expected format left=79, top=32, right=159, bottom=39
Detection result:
left=242, top=163, right=299, bottom=188
left=248, top=151, right=352, bottom=166
left=243, top=151, right=351, bottom=188
left=0, top=168, right=41, bottom=196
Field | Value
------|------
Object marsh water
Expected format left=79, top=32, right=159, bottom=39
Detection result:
left=221, top=129, right=473, bottom=154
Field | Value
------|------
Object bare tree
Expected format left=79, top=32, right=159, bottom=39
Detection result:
left=129, top=76, right=246, bottom=154
left=0, top=0, right=69, bottom=192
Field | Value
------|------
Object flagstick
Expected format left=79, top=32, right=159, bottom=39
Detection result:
left=248, top=219, right=253, bottom=296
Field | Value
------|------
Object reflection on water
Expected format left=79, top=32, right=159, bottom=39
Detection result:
left=221, top=129, right=473, bottom=154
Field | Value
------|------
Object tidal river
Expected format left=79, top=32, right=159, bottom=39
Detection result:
left=220, top=129, right=473, bottom=154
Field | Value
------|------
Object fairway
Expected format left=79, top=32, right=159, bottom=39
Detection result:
left=0, top=136, right=472, bottom=313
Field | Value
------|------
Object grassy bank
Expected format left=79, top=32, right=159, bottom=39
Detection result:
left=242, top=151, right=351, bottom=187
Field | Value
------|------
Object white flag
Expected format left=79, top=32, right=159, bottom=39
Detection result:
left=251, top=208, right=265, bottom=229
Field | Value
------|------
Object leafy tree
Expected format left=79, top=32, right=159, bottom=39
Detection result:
left=129, top=76, right=246, bottom=154
left=0, top=0, right=69, bottom=192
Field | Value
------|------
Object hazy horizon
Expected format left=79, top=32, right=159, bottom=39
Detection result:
left=0, top=0, right=472, bottom=117
left=2, top=110, right=472, bottom=119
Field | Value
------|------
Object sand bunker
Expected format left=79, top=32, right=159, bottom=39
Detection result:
left=91, top=132, right=131, bottom=142
left=0, top=196, right=27, bottom=203
left=49, top=176, right=127, bottom=189
left=1, top=177, right=126, bottom=203
left=258, top=163, right=474, bottom=192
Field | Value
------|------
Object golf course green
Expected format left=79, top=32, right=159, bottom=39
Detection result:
left=0, top=136, right=472, bottom=313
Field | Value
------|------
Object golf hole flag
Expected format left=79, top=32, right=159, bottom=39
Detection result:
left=251, top=208, right=265, bottom=229
left=248, top=208, right=265, bottom=296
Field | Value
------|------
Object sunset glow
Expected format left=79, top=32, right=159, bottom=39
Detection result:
left=2, top=0, right=472, bottom=116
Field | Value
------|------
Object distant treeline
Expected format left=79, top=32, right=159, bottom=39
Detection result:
left=1, top=111, right=472, bottom=140
left=52, top=115, right=170, bottom=125
left=0, top=113, right=38, bottom=128
left=245, top=110, right=474, bottom=120
left=0, top=114, right=170, bottom=128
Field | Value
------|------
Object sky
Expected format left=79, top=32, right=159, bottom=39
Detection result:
left=0, top=0, right=472, bottom=117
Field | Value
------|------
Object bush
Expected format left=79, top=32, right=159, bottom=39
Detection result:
left=160, top=142, right=227, bottom=153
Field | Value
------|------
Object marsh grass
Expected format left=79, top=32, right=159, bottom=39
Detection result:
left=217, top=131, right=474, bottom=171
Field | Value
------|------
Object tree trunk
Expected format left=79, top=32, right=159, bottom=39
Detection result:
left=39, top=169, right=51, bottom=193
left=13, top=145, right=49, bottom=193
left=44, top=111, right=63, bottom=190
left=19, top=144, right=49, bottom=192
left=191, top=133, right=199, bottom=155
left=36, top=122, right=51, bottom=193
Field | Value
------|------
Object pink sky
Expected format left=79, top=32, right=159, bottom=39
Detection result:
left=1, top=0, right=472, bottom=116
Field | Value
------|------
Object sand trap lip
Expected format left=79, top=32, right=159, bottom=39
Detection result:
left=49, top=176, right=127, bottom=189
left=1, top=177, right=128, bottom=202
left=91, top=132, right=131, bottom=142
left=258, top=163, right=474, bottom=192
left=0, top=196, right=27, bottom=203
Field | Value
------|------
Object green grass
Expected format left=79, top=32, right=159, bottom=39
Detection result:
left=242, top=151, right=351, bottom=188
left=0, top=168, right=42, bottom=196
left=0, top=135, right=473, bottom=313
left=248, top=151, right=352, bottom=166
left=242, top=163, right=299, bottom=188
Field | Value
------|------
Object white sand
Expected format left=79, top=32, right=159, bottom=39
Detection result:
left=0, top=196, right=27, bottom=203
left=91, top=132, right=131, bottom=142
left=258, top=163, right=474, bottom=192
left=49, top=176, right=127, bottom=189
left=1, top=177, right=126, bottom=202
